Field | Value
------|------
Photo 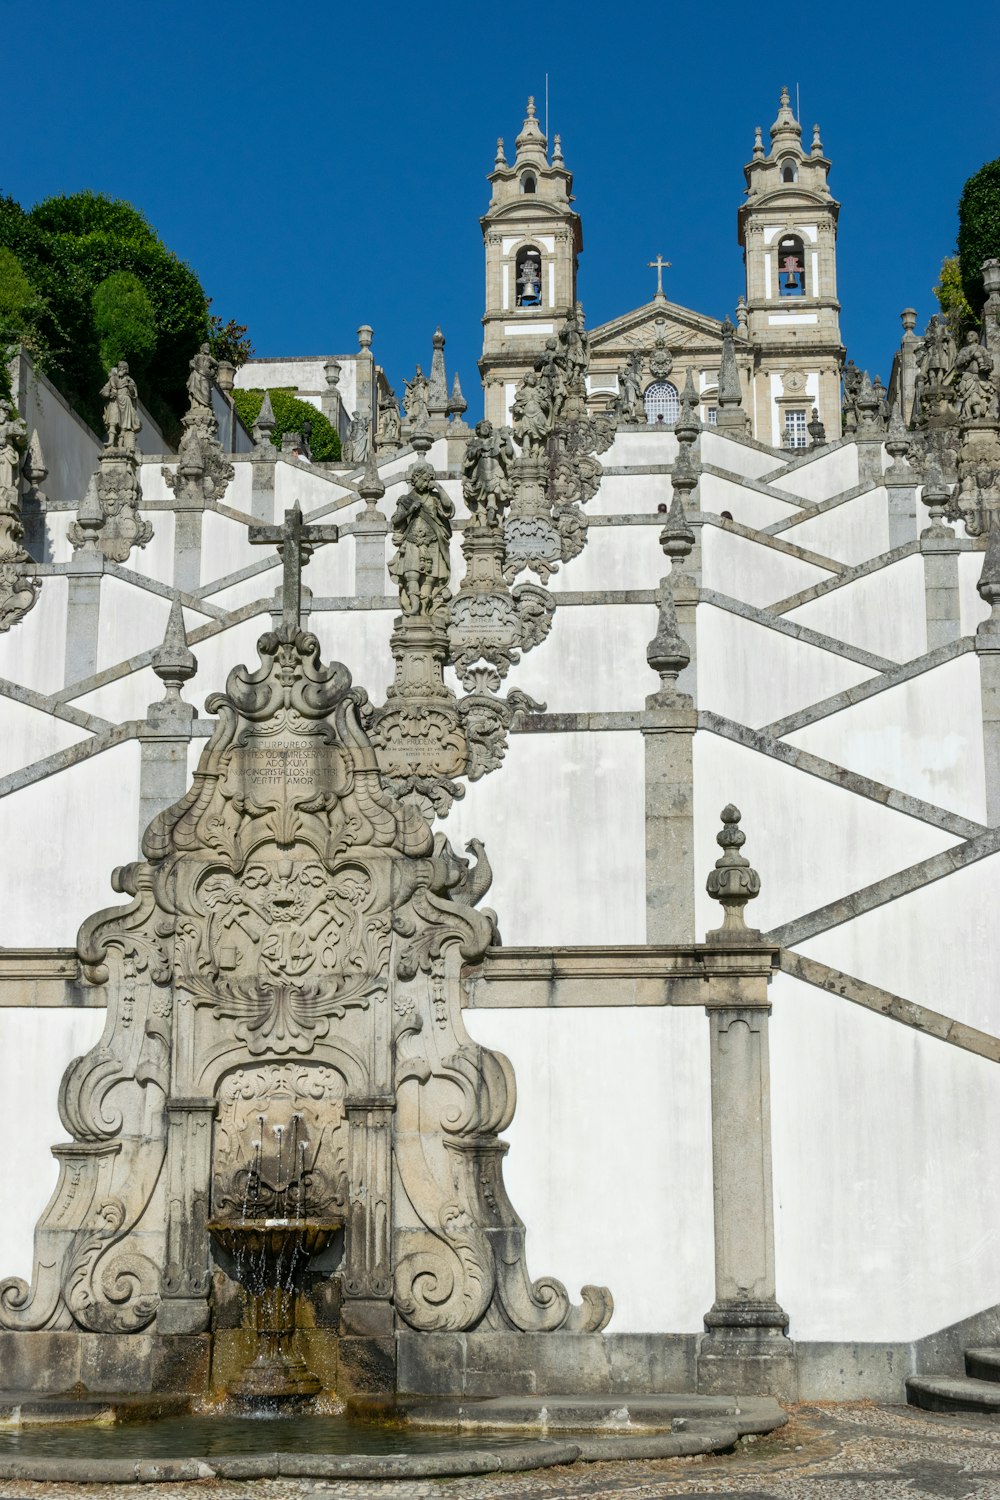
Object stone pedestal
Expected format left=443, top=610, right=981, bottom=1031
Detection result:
left=696, top=944, right=796, bottom=1400
left=920, top=534, right=962, bottom=649
left=64, top=554, right=103, bottom=685
left=641, top=707, right=697, bottom=944
left=250, top=458, right=276, bottom=522
left=138, top=705, right=195, bottom=847
left=885, top=478, right=918, bottom=549
left=673, top=575, right=698, bottom=704
left=172, top=506, right=203, bottom=594
left=159, top=1098, right=217, bottom=1335
left=977, top=609, right=1000, bottom=827
left=354, top=510, right=389, bottom=598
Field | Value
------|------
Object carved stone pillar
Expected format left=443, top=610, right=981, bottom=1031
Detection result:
left=341, top=1095, right=394, bottom=1337
left=138, top=601, right=197, bottom=843
left=918, top=475, right=961, bottom=649
left=976, top=522, right=1000, bottom=825
left=64, top=488, right=104, bottom=688
left=696, top=807, right=795, bottom=1399
left=158, top=1097, right=217, bottom=1334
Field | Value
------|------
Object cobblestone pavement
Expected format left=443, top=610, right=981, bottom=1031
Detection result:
left=3, top=1404, right=1000, bottom=1500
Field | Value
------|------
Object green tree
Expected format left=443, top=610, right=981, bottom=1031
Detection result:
left=957, top=158, right=1000, bottom=317
left=934, top=255, right=976, bottom=339
left=91, top=270, right=157, bottom=374
left=208, top=312, right=254, bottom=368
left=0, top=247, right=55, bottom=369
left=231, top=388, right=342, bottom=461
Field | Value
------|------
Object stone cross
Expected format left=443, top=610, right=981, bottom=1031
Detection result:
left=648, top=254, right=671, bottom=300
left=248, top=502, right=339, bottom=630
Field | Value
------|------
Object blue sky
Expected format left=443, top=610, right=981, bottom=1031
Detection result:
left=16, top=0, right=1000, bottom=412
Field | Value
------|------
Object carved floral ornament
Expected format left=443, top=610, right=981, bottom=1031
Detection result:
left=0, top=623, right=611, bottom=1339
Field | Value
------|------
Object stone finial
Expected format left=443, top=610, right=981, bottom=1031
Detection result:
left=253, top=390, right=276, bottom=453
left=448, top=372, right=468, bottom=419
left=735, top=295, right=749, bottom=338
left=358, top=449, right=385, bottom=512
left=705, top=805, right=762, bottom=941
left=716, top=320, right=750, bottom=436
left=357, top=324, right=374, bottom=352
left=901, top=308, right=918, bottom=335
left=811, top=123, right=823, bottom=156
left=983, top=260, right=1000, bottom=298
left=674, top=366, right=701, bottom=447
left=215, top=360, right=235, bottom=395
left=646, top=576, right=690, bottom=706
left=770, top=85, right=801, bottom=144
left=495, top=136, right=507, bottom=167
left=152, top=598, right=197, bottom=704
left=659, top=491, right=695, bottom=566
left=808, top=408, right=827, bottom=448
left=753, top=126, right=764, bottom=160
left=514, top=95, right=548, bottom=164
left=324, top=358, right=342, bottom=390
left=920, top=468, right=954, bottom=538
left=552, top=133, right=564, bottom=165
left=428, top=326, right=449, bottom=418
left=72, top=476, right=104, bottom=555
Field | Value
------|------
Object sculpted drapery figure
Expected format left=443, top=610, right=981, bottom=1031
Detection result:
left=617, top=351, right=644, bottom=419
left=0, top=399, right=25, bottom=495
left=101, top=362, right=141, bottom=452
left=388, top=460, right=454, bottom=617
left=534, top=336, right=568, bottom=420
left=511, top=372, right=552, bottom=457
left=559, top=303, right=589, bottom=388
left=954, top=331, right=996, bottom=422
left=402, top=366, right=431, bottom=430
left=378, top=396, right=401, bottom=445
left=345, top=411, right=371, bottom=463
left=462, top=418, right=514, bottom=527
left=186, top=343, right=217, bottom=412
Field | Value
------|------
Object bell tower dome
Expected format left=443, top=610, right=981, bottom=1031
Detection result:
left=479, top=99, right=582, bottom=426
left=738, top=88, right=844, bottom=445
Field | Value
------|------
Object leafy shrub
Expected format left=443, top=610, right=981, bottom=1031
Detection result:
left=92, top=270, right=157, bottom=374
left=957, top=159, right=1000, bottom=317
left=231, top=387, right=341, bottom=461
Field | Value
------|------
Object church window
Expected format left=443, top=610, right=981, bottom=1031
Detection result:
left=706, top=407, right=718, bottom=426
left=784, top=409, right=807, bottom=448
left=777, top=235, right=806, bottom=296
left=780, top=158, right=798, bottom=184
left=515, top=245, right=543, bottom=307
left=644, top=380, right=679, bottom=426
left=521, top=173, right=536, bottom=193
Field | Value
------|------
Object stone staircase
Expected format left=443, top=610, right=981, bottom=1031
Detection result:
left=908, top=1349, right=1000, bottom=1413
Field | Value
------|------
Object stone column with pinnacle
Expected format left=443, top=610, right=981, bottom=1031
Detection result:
left=919, top=469, right=962, bottom=649
left=642, top=489, right=697, bottom=944
left=696, top=806, right=795, bottom=1400
left=137, top=599, right=197, bottom=846
left=250, top=390, right=278, bottom=522
left=354, top=451, right=389, bottom=598
left=64, top=477, right=105, bottom=685
left=884, top=401, right=918, bottom=549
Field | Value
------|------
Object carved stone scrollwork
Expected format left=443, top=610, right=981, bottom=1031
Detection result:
left=1, top=580, right=611, bottom=1353
left=0, top=399, right=40, bottom=629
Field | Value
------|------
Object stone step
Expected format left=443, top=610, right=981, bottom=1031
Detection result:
left=403, top=1392, right=786, bottom=1435
left=906, top=1375, right=1000, bottom=1413
left=965, top=1348, right=1000, bottom=1383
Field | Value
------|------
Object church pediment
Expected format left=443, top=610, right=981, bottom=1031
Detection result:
left=589, top=299, right=726, bottom=356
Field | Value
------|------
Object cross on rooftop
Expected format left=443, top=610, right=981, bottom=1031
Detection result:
left=648, top=254, right=671, bottom=301
left=248, top=502, right=339, bottom=630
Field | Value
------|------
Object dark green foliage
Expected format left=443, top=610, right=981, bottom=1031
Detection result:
left=0, top=247, right=56, bottom=369
left=208, top=313, right=254, bottom=367
left=231, top=387, right=342, bottom=462
left=92, top=271, right=157, bottom=374
left=958, top=159, right=1000, bottom=316
left=0, top=190, right=214, bottom=435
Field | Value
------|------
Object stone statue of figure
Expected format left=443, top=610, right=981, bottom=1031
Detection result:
left=388, top=461, right=454, bottom=617
left=953, top=331, right=996, bottom=422
left=186, top=342, right=216, bottom=412
left=517, top=253, right=541, bottom=307
left=101, top=362, right=141, bottom=452
left=462, top=418, right=514, bottom=527
left=346, top=411, right=371, bottom=463
left=559, top=303, right=589, bottom=387
left=511, top=372, right=552, bottom=457
left=535, top=337, right=568, bottom=418
left=378, top=396, right=401, bottom=444
left=403, top=366, right=431, bottom=429
left=618, top=351, right=644, bottom=418
left=0, top=399, right=26, bottom=494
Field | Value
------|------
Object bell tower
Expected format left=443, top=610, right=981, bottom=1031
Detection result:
left=479, top=99, right=582, bottom=426
left=738, top=88, right=844, bottom=445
